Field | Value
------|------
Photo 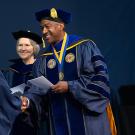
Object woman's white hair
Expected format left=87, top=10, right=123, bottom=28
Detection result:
left=16, top=38, right=40, bottom=57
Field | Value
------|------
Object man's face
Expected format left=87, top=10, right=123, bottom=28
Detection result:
left=40, top=19, right=64, bottom=44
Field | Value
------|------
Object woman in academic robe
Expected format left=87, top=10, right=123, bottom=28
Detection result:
left=2, top=30, right=42, bottom=135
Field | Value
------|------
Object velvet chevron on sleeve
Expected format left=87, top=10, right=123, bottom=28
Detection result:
left=68, top=40, right=110, bottom=113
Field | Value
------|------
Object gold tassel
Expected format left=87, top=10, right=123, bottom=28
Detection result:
left=42, top=37, right=46, bottom=48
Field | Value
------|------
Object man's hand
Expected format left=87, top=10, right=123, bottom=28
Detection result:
left=20, top=96, right=29, bottom=112
left=51, top=81, right=68, bottom=93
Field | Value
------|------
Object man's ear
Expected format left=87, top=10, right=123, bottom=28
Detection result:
left=59, top=23, right=65, bottom=30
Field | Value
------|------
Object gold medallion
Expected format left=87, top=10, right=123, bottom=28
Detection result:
left=59, top=72, right=64, bottom=80
left=50, top=8, right=58, bottom=18
left=47, top=59, right=56, bottom=69
left=65, top=53, right=75, bottom=63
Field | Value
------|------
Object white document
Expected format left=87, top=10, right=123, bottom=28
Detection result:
left=10, top=76, right=52, bottom=95
left=27, top=76, right=53, bottom=90
left=10, top=83, right=26, bottom=94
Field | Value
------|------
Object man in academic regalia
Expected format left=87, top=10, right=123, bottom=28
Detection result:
left=22, top=8, right=117, bottom=135
left=0, top=71, right=21, bottom=135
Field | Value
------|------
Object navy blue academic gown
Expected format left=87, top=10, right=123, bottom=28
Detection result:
left=0, top=71, right=21, bottom=135
left=2, top=59, right=38, bottom=135
left=3, top=59, right=34, bottom=88
left=25, top=34, right=115, bottom=135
